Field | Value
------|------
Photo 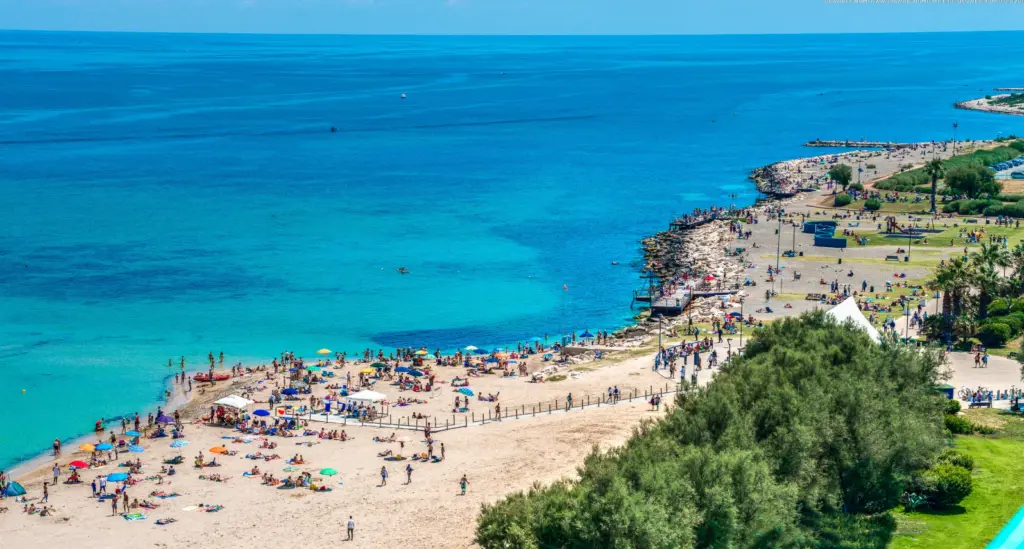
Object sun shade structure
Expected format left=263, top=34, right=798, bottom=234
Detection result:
left=826, top=297, right=882, bottom=343
left=347, top=390, right=386, bottom=402
left=214, top=395, right=254, bottom=410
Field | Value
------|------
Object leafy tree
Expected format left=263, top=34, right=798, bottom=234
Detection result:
left=829, top=164, right=853, bottom=191
left=929, top=257, right=973, bottom=341
left=924, top=158, right=944, bottom=213
left=864, top=198, right=882, bottom=211
left=834, top=194, right=852, bottom=207
left=945, top=164, right=1001, bottom=198
left=477, top=313, right=948, bottom=548
left=977, top=322, right=1011, bottom=347
left=953, top=314, right=978, bottom=344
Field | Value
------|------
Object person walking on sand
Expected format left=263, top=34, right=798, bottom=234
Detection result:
left=459, top=474, right=469, bottom=495
left=566, top=393, right=573, bottom=411
left=440, top=442, right=445, bottom=461
left=53, top=438, right=61, bottom=457
left=380, top=466, right=388, bottom=486
left=122, top=490, right=129, bottom=513
left=43, top=482, right=49, bottom=503
left=111, top=495, right=119, bottom=516
left=347, top=516, right=355, bottom=541
left=52, top=463, right=59, bottom=485
left=405, top=463, right=413, bottom=484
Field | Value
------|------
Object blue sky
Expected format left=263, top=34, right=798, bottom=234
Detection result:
left=2, top=0, right=1023, bottom=34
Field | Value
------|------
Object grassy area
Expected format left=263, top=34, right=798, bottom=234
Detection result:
left=891, top=410, right=1024, bottom=549
left=839, top=199, right=931, bottom=214
left=771, top=253, right=944, bottom=269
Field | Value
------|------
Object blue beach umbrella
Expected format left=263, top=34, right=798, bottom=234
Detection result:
left=170, top=440, right=189, bottom=448
left=473, top=349, right=489, bottom=355
left=485, top=357, right=499, bottom=363
left=458, top=388, right=475, bottom=396
left=2, top=481, right=26, bottom=497
left=395, top=367, right=412, bottom=373
left=95, top=443, right=113, bottom=451
left=580, top=331, right=595, bottom=339
left=125, top=430, right=142, bottom=437
left=107, top=472, right=128, bottom=482
left=253, top=409, right=271, bottom=417
left=128, top=445, right=144, bottom=453
left=529, top=336, right=544, bottom=342
left=281, top=388, right=298, bottom=396
left=406, top=370, right=424, bottom=377
left=156, top=414, right=175, bottom=424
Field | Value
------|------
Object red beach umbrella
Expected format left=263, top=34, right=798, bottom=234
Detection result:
left=68, top=460, right=89, bottom=469
left=704, top=275, right=715, bottom=281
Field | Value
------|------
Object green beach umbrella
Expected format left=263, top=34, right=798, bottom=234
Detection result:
left=306, top=366, right=322, bottom=373
left=371, top=362, right=386, bottom=369
left=320, top=467, right=338, bottom=476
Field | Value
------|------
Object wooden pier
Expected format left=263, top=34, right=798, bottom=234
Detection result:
left=803, top=139, right=913, bottom=149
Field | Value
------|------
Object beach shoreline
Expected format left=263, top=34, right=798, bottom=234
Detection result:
left=956, top=95, right=1024, bottom=117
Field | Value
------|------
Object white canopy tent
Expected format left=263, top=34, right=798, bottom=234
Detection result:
left=347, top=390, right=386, bottom=402
left=826, top=297, right=882, bottom=343
left=214, top=395, right=254, bottom=410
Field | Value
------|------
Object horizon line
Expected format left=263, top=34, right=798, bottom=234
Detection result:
left=1, top=28, right=1023, bottom=38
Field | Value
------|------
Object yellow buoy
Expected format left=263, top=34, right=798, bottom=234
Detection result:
left=21, top=389, right=26, bottom=394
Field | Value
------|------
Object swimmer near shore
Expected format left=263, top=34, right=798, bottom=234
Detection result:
left=397, top=266, right=409, bottom=274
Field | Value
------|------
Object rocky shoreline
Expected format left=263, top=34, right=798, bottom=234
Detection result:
left=955, top=96, right=1024, bottom=117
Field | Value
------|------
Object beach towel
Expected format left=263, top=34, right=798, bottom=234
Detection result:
left=242, top=472, right=257, bottom=477
left=201, top=505, right=223, bottom=512
left=124, top=513, right=147, bottom=521
left=181, top=506, right=199, bottom=512
left=283, top=466, right=299, bottom=472
left=156, top=518, right=177, bottom=526
left=153, top=493, right=180, bottom=499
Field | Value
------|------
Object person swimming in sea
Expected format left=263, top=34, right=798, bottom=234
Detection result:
left=397, top=266, right=409, bottom=274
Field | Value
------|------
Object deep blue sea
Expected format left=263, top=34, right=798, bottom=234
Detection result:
left=2, top=30, right=1024, bottom=469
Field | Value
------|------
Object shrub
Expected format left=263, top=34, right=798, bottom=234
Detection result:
left=997, top=193, right=1024, bottom=202
left=988, top=315, right=1023, bottom=336
left=959, top=199, right=1001, bottom=215
left=546, top=374, right=566, bottom=382
left=920, top=463, right=973, bottom=509
left=834, top=194, right=853, bottom=207
left=864, top=198, right=882, bottom=211
left=865, top=163, right=877, bottom=169
left=943, top=200, right=960, bottom=214
left=916, top=184, right=937, bottom=194
left=978, top=323, right=1012, bottom=347
left=988, top=299, right=1011, bottom=317
left=943, top=399, right=962, bottom=416
left=1011, top=140, right=1024, bottom=152
left=938, top=450, right=975, bottom=471
left=944, top=414, right=974, bottom=434
left=1011, top=299, right=1024, bottom=314
left=849, top=182, right=864, bottom=191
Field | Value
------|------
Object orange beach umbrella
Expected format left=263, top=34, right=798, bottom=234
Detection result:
left=209, top=446, right=228, bottom=455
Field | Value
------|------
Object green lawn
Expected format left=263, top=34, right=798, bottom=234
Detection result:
left=890, top=411, right=1024, bottom=549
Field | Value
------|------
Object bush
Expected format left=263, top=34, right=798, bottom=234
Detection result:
left=988, top=299, right=1011, bottom=317
left=866, top=163, right=877, bottom=169
left=920, top=463, right=973, bottom=509
left=849, top=182, right=864, bottom=191
left=864, top=198, right=882, bottom=211
left=938, top=450, right=975, bottom=471
left=978, top=323, right=1012, bottom=347
left=943, top=200, right=960, bottom=214
left=916, top=184, right=937, bottom=194
left=1011, top=299, right=1024, bottom=314
left=997, top=193, right=1024, bottom=202
left=944, top=414, right=974, bottom=434
left=988, top=315, right=1023, bottom=336
left=959, top=199, right=1001, bottom=215
left=1011, top=140, right=1024, bottom=152
left=834, top=194, right=853, bottom=207
left=943, top=399, right=962, bottom=416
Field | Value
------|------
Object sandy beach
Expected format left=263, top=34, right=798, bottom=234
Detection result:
left=2, top=138, right=1016, bottom=548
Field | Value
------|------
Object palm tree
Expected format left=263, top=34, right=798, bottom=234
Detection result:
left=1008, top=242, right=1024, bottom=292
left=974, top=262, right=1003, bottom=320
left=929, top=257, right=973, bottom=341
left=924, top=158, right=944, bottom=214
left=953, top=314, right=978, bottom=345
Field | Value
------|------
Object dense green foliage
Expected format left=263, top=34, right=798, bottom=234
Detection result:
left=829, top=164, right=853, bottom=191
left=875, top=143, right=1023, bottom=193
left=991, top=93, right=1024, bottom=107
left=938, top=449, right=975, bottom=472
left=476, top=314, right=948, bottom=549
left=849, top=182, right=864, bottom=191
left=943, top=399, right=962, bottom=416
left=864, top=198, right=882, bottom=211
left=945, top=414, right=975, bottom=435
left=945, top=164, right=1000, bottom=199
left=977, top=322, right=1012, bottom=347
left=943, top=199, right=1000, bottom=215
left=917, top=463, right=974, bottom=509
left=834, top=194, right=852, bottom=207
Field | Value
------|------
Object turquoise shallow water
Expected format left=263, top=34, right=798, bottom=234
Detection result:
left=2, top=31, right=1024, bottom=469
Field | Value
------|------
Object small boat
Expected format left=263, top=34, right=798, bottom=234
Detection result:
left=193, top=372, right=231, bottom=382
left=397, top=267, right=409, bottom=274
left=400, top=93, right=407, bottom=100
left=611, top=261, right=619, bottom=265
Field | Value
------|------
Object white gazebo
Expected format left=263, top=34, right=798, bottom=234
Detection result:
left=827, top=297, right=882, bottom=343
left=214, top=394, right=254, bottom=410
left=347, top=390, right=386, bottom=402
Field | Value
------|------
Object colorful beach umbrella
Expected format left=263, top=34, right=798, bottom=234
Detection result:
left=306, top=366, right=322, bottom=373
left=320, top=467, right=338, bottom=476
left=68, top=460, right=89, bottom=469
left=79, top=444, right=95, bottom=452
left=106, top=472, right=128, bottom=482
left=359, top=368, right=375, bottom=374
left=253, top=409, right=271, bottom=417
left=125, top=430, right=141, bottom=437
left=317, top=348, right=331, bottom=355
left=415, top=350, right=428, bottom=355
left=209, top=446, right=228, bottom=455
left=95, top=443, right=113, bottom=451
left=128, top=445, right=144, bottom=453
left=464, top=345, right=478, bottom=351
left=281, top=388, right=298, bottom=396
left=458, top=388, right=474, bottom=396
left=170, top=440, right=189, bottom=448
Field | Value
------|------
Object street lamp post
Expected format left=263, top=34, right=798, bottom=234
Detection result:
left=953, top=122, right=958, bottom=155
